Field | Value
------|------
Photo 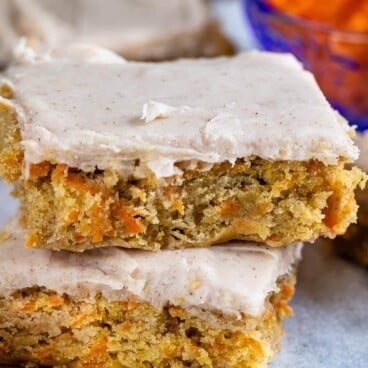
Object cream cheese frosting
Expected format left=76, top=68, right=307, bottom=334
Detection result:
left=0, top=222, right=302, bottom=318
left=3, top=45, right=358, bottom=178
left=0, top=0, right=209, bottom=65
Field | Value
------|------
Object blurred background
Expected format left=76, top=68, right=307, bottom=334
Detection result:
left=217, top=0, right=368, bottom=131
left=2, top=0, right=367, bottom=130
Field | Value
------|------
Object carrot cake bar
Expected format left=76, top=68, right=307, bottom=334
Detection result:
left=0, top=0, right=233, bottom=67
left=0, top=222, right=302, bottom=368
left=0, top=45, right=366, bottom=251
left=335, top=132, right=368, bottom=267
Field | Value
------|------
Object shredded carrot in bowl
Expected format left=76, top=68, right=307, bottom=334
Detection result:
left=268, top=0, right=368, bottom=33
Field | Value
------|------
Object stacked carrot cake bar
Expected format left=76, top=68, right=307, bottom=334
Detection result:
left=0, top=0, right=233, bottom=67
left=335, top=132, right=368, bottom=266
left=0, top=45, right=365, bottom=367
left=0, top=222, right=302, bottom=367
left=0, top=45, right=365, bottom=252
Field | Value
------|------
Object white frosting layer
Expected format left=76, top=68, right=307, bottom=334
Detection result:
left=4, top=45, right=358, bottom=178
left=356, top=132, right=368, bottom=172
left=0, top=0, right=209, bottom=65
left=0, top=223, right=302, bottom=317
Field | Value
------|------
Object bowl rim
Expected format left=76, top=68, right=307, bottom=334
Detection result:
left=245, top=0, right=368, bottom=42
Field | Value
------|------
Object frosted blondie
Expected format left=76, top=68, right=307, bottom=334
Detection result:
left=0, top=0, right=233, bottom=67
left=0, top=45, right=366, bottom=251
left=0, top=222, right=302, bottom=368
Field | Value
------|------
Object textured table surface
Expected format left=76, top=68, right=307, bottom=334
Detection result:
left=0, top=1, right=367, bottom=367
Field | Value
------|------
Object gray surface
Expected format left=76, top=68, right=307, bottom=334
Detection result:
left=0, top=181, right=17, bottom=225
left=275, top=245, right=368, bottom=367
left=0, top=1, right=367, bottom=366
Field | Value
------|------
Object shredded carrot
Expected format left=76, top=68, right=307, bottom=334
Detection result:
left=171, top=198, right=185, bottom=214
left=119, top=321, right=133, bottom=332
left=115, top=206, right=145, bottom=234
left=213, top=334, right=265, bottom=358
left=121, top=300, right=140, bottom=311
left=244, top=337, right=264, bottom=357
left=90, top=338, right=108, bottom=355
left=18, top=300, right=36, bottom=313
left=323, top=195, right=339, bottom=229
left=29, top=161, right=52, bottom=178
left=75, top=234, right=87, bottom=243
left=52, top=165, right=99, bottom=195
left=71, top=314, right=88, bottom=329
left=64, top=209, right=79, bottom=226
left=51, top=164, right=68, bottom=182
left=160, top=342, right=179, bottom=358
left=65, top=173, right=99, bottom=195
left=268, top=0, right=368, bottom=32
left=91, top=229, right=104, bottom=243
left=105, top=227, right=117, bottom=237
left=282, top=284, right=295, bottom=299
left=48, top=294, right=64, bottom=308
left=25, top=233, right=40, bottom=248
left=169, top=306, right=185, bottom=318
left=277, top=300, right=293, bottom=317
left=219, top=199, right=239, bottom=216
left=267, top=0, right=368, bottom=120
left=88, top=203, right=114, bottom=243
left=37, top=347, right=52, bottom=361
left=85, top=337, right=109, bottom=363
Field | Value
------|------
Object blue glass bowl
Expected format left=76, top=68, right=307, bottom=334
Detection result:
left=244, top=0, right=368, bottom=131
